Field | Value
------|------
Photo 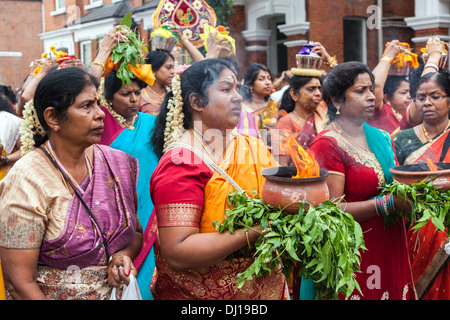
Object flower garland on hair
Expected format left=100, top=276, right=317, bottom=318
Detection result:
left=20, top=99, right=46, bottom=156
left=163, top=73, right=184, bottom=153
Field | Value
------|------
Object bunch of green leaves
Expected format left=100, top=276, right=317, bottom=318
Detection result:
left=111, top=11, right=148, bottom=86
left=213, top=190, right=366, bottom=300
left=381, top=179, right=450, bottom=233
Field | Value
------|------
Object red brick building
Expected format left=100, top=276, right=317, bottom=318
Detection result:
left=2, top=0, right=450, bottom=88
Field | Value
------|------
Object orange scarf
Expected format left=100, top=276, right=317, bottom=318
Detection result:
left=200, top=134, right=278, bottom=233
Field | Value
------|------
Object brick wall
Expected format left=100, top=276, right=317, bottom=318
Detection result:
left=0, top=0, right=43, bottom=88
left=227, top=5, right=248, bottom=77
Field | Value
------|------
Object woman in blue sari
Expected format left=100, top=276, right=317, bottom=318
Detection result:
left=99, top=70, right=159, bottom=300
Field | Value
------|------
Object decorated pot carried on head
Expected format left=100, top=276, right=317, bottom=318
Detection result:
left=291, top=43, right=323, bottom=77
left=200, top=24, right=236, bottom=58
left=150, top=24, right=179, bottom=51
left=421, top=38, right=449, bottom=69
left=384, top=42, right=419, bottom=76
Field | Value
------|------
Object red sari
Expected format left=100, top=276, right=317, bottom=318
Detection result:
left=309, top=130, right=416, bottom=300
left=366, top=103, right=401, bottom=135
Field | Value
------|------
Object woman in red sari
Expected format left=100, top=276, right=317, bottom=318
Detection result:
left=135, top=58, right=286, bottom=300
left=393, top=68, right=450, bottom=300
left=309, top=61, right=415, bottom=300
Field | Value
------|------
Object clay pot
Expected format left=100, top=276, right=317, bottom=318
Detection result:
left=389, top=162, right=450, bottom=190
left=261, top=166, right=330, bottom=214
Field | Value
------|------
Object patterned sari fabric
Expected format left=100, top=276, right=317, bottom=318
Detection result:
left=393, top=127, right=450, bottom=300
left=366, top=103, right=402, bottom=135
left=0, top=144, right=139, bottom=299
left=309, top=125, right=416, bottom=300
left=0, top=111, right=22, bottom=180
left=147, top=134, right=286, bottom=300
left=236, top=100, right=280, bottom=139
left=273, top=103, right=328, bottom=159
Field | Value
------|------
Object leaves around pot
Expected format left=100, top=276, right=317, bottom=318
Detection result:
left=213, top=189, right=366, bottom=300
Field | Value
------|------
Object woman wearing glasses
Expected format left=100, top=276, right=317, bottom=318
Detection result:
left=392, top=61, right=450, bottom=300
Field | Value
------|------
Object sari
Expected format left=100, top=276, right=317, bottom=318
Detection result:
left=366, top=103, right=402, bottom=135
left=0, top=111, right=22, bottom=180
left=100, top=108, right=159, bottom=300
left=308, top=123, right=416, bottom=300
left=0, top=143, right=138, bottom=300
left=236, top=100, right=280, bottom=140
left=274, top=103, right=328, bottom=159
left=393, top=126, right=450, bottom=300
left=141, top=133, right=286, bottom=300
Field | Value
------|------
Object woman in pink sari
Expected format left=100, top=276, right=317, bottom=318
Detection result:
left=0, top=67, right=142, bottom=300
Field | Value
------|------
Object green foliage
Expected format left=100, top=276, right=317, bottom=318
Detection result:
left=213, top=189, right=366, bottom=300
left=111, top=11, right=148, bottom=86
left=381, top=179, right=450, bottom=233
left=206, top=0, right=235, bottom=26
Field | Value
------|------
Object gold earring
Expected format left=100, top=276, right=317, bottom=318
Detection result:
left=336, top=105, right=341, bottom=115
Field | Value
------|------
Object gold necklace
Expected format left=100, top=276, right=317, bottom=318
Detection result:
left=421, top=120, right=450, bottom=143
left=391, top=107, right=403, bottom=122
left=332, top=121, right=370, bottom=152
left=191, top=129, right=216, bottom=163
left=143, top=87, right=163, bottom=105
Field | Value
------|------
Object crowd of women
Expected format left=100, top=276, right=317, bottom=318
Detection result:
left=0, top=23, right=449, bottom=301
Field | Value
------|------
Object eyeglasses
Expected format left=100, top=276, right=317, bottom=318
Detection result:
left=414, top=94, right=448, bottom=104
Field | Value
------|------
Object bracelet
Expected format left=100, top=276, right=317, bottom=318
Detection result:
left=245, top=231, right=251, bottom=249
left=108, top=252, right=124, bottom=266
left=327, top=56, right=338, bottom=68
left=424, top=62, right=439, bottom=72
left=34, top=73, right=43, bottom=81
left=91, top=60, right=106, bottom=74
left=375, top=195, right=395, bottom=217
left=381, top=56, right=394, bottom=64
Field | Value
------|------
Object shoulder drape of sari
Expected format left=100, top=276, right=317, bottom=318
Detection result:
left=147, top=134, right=286, bottom=300
left=98, top=105, right=126, bottom=146
left=366, top=103, right=401, bottom=134
left=395, top=128, right=450, bottom=300
left=309, top=127, right=415, bottom=300
left=109, top=112, right=160, bottom=300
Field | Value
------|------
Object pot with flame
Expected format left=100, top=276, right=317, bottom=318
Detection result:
left=389, top=159, right=450, bottom=190
left=262, top=135, right=330, bottom=213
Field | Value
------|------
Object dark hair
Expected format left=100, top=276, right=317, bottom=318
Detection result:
left=240, top=63, right=272, bottom=101
left=145, top=49, right=175, bottom=72
left=0, top=85, right=17, bottom=105
left=322, top=61, right=375, bottom=121
left=383, top=75, right=409, bottom=99
left=278, top=75, right=322, bottom=113
left=33, top=67, right=99, bottom=147
left=150, top=58, right=237, bottom=159
left=409, top=67, right=450, bottom=98
left=0, top=94, right=15, bottom=114
left=104, top=69, right=147, bottom=100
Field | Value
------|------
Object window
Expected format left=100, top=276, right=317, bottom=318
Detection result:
left=55, top=0, right=65, bottom=11
left=343, top=18, right=367, bottom=63
left=90, top=0, right=102, bottom=3
left=81, top=41, right=92, bottom=66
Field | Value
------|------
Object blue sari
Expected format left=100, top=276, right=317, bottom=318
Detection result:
left=110, top=112, right=159, bottom=300
left=300, top=123, right=395, bottom=300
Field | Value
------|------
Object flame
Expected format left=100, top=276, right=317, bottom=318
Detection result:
left=287, top=134, right=320, bottom=178
left=426, top=157, right=438, bottom=171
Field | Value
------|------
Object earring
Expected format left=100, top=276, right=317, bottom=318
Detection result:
left=336, top=105, right=341, bottom=115
left=54, top=125, right=60, bottom=132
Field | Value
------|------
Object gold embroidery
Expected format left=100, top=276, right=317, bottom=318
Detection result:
left=325, top=130, right=385, bottom=188
left=156, top=203, right=203, bottom=227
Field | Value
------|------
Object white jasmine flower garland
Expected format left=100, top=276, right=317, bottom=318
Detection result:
left=163, top=74, right=185, bottom=153
left=20, top=99, right=46, bottom=156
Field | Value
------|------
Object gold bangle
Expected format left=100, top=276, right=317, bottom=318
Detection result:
left=108, top=252, right=124, bottom=266
left=91, top=60, right=106, bottom=73
left=34, top=73, right=43, bottom=81
left=381, top=56, right=394, bottom=64
left=245, top=231, right=251, bottom=248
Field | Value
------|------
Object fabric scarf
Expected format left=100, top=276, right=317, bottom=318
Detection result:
left=364, top=123, right=395, bottom=185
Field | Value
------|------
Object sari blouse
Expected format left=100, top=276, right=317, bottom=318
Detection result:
left=149, top=134, right=286, bottom=300
left=0, top=144, right=139, bottom=269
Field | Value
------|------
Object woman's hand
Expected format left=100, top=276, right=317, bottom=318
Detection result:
left=383, top=39, right=403, bottom=61
left=107, top=253, right=137, bottom=288
left=393, top=195, right=413, bottom=214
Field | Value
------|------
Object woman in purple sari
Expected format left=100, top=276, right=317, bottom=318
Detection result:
left=0, top=67, right=142, bottom=300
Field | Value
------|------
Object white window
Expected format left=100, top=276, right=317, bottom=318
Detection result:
left=80, top=41, right=92, bottom=66
left=343, top=18, right=367, bottom=64
left=55, top=0, right=65, bottom=11
left=90, top=0, right=102, bottom=3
